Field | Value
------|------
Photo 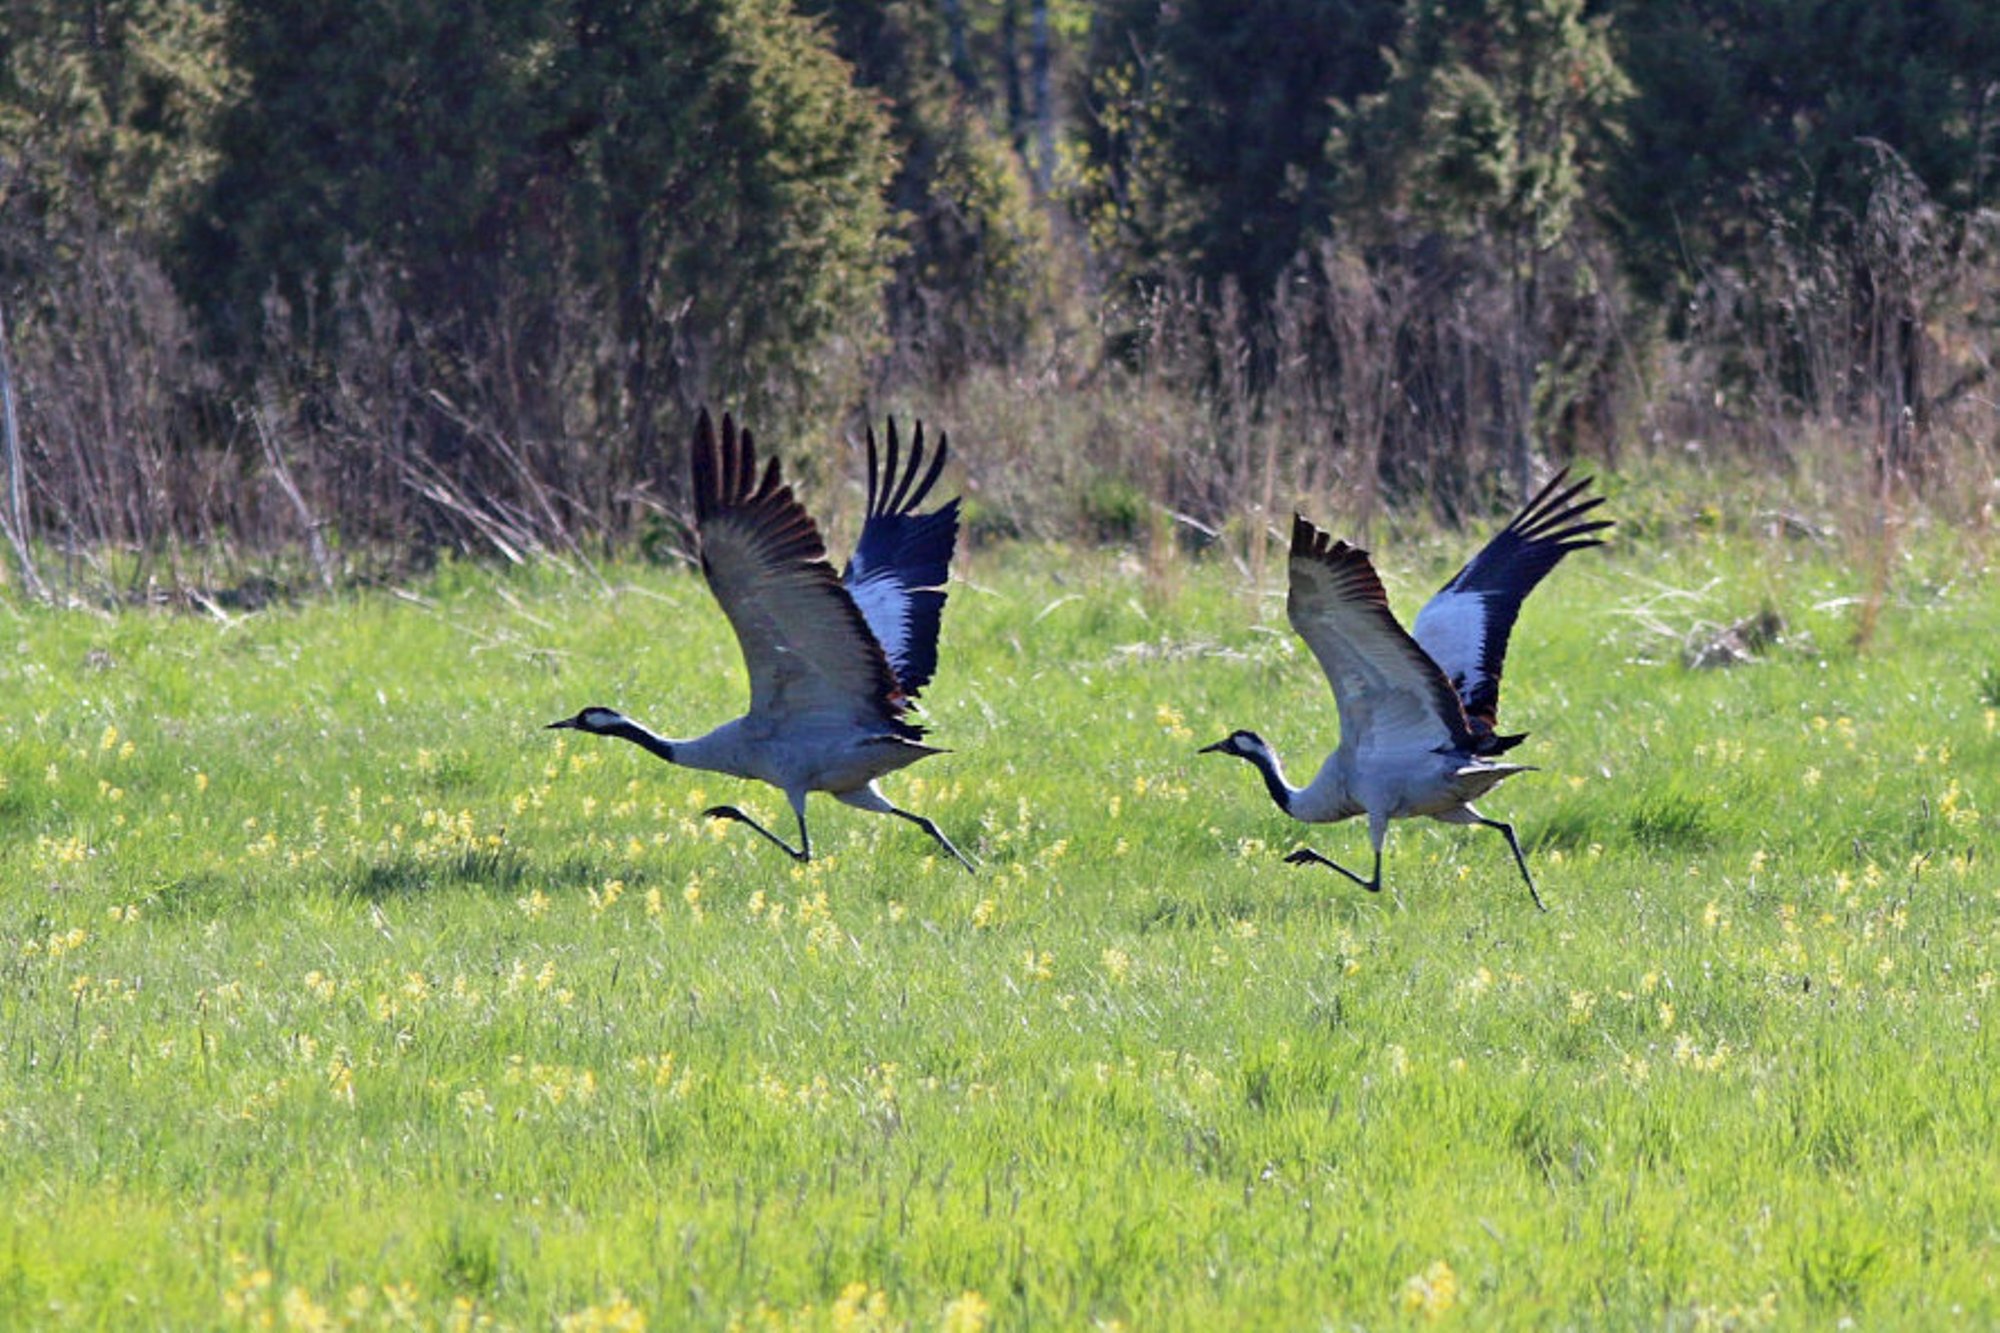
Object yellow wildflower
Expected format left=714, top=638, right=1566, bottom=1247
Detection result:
left=281, top=1285, right=335, bottom=1333
left=1400, top=1260, right=1460, bottom=1318
left=556, top=1292, right=646, bottom=1332
left=831, top=1282, right=892, bottom=1332
left=940, top=1291, right=991, bottom=1333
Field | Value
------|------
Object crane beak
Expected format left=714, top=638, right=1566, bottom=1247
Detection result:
left=1197, top=738, right=1229, bottom=755
left=545, top=716, right=580, bottom=731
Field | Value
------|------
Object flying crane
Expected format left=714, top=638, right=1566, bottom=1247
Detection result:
left=1201, top=471, right=1609, bottom=908
left=549, top=409, right=974, bottom=870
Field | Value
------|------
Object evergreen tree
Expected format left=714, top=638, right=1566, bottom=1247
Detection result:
left=1, top=0, right=231, bottom=256
left=1609, top=0, right=2000, bottom=464
left=1340, top=0, right=1630, bottom=487
left=1075, top=0, right=1403, bottom=304
left=182, top=0, right=898, bottom=435
left=1610, top=0, right=2000, bottom=306
left=806, top=0, right=1059, bottom=379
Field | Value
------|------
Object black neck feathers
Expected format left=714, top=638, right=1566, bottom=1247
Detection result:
left=608, top=719, right=677, bottom=764
left=1243, top=745, right=1294, bottom=815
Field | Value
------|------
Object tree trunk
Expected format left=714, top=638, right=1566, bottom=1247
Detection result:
left=941, top=0, right=976, bottom=97
left=1001, top=0, right=1025, bottom=154
left=1031, top=0, right=1054, bottom=195
left=0, top=303, right=48, bottom=600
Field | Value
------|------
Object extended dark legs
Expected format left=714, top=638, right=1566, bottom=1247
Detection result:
left=887, top=805, right=977, bottom=872
left=1479, top=816, right=1545, bottom=912
left=1282, top=809, right=1546, bottom=911
left=708, top=786, right=977, bottom=872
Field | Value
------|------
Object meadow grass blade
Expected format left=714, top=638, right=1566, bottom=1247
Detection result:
left=0, top=530, right=1995, bottom=1328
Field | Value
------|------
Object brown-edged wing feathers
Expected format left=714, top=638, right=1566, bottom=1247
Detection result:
left=691, top=410, right=916, bottom=737
left=1287, top=514, right=1475, bottom=755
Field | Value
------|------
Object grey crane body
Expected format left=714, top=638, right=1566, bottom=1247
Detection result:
left=1203, top=470, right=1609, bottom=908
left=1201, top=727, right=1534, bottom=894
left=548, top=707, right=940, bottom=797
left=1286, top=740, right=1527, bottom=828
left=548, top=411, right=973, bottom=871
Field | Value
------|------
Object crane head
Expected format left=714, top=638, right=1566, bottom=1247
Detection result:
left=546, top=706, right=628, bottom=734
left=1198, top=729, right=1271, bottom=762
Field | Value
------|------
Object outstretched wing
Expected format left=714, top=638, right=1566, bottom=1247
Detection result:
left=841, top=418, right=961, bottom=700
left=1410, top=468, right=1610, bottom=750
left=691, top=410, right=916, bottom=737
left=1288, top=514, right=1474, bottom=756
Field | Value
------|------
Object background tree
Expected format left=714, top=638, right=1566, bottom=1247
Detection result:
left=183, top=0, right=544, bottom=353
left=807, top=0, right=1060, bottom=383
left=1339, top=0, right=1631, bottom=491
left=1075, top=0, right=1402, bottom=307
left=0, top=0, right=232, bottom=243
left=1608, top=0, right=2000, bottom=467
left=183, top=0, right=897, bottom=468
left=0, top=0, right=233, bottom=567
left=1, top=0, right=1996, bottom=584
left=544, top=0, right=898, bottom=451
left=1610, top=0, right=2000, bottom=305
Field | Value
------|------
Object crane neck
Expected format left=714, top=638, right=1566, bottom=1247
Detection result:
left=1243, top=743, right=1300, bottom=816
left=603, top=717, right=678, bottom=765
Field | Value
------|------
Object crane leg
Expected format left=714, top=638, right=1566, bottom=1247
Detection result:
left=1439, top=806, right=1545, bottom=911
left=837, top=784, right=977, bottom=871
left=1479, top=816, right=1546, bottom=912
left=704, top=793, right=813, bottom=863
left=888, top=807, right=977, bottom=872
left=1283, top=844, right=1382, bottom=892
left=1285, top=810, right=1387, bottom=895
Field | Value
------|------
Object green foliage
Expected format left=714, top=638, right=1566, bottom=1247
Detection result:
left=0, top=509, right=1998, bottom=1325
left=1075, top=0, right=1403, bottom=302
left=551, top=0, right=899, bottom=422
left=0, top=0, right=233, bottom=243
left=182, top=0, right=897, bottom=423
left=1607, top=0, right=2000, bottom=304
left=1343, top=0, right=1631, bottom=251
left=1077, top=473, right=1146, bottom=542
left=185, top=0, right=544, bottom=341
left=4, top=2, right=2000, bottom=577
left=808, top=1, right=1063, bottom=376
left=0, top=3, right=233, bottom=574
left=1323, top=0, right=1632, bottom=486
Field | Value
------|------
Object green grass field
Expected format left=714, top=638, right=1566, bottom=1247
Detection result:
left=2, top=498, right=1996, bottom=1329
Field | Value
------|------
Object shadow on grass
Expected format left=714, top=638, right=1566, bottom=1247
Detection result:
left=146, top=871, right=253, bottom=921
left=1139, top=878, right=1368, bottom=932
left=1625, top=792, right=1716, bottom=851
left=341, top=846, right=602, bottom=900
left=1536, top=790, right=1716, bottom=853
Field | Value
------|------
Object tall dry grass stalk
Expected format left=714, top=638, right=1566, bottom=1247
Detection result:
left=0, top=156, right=1992, bottom=604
